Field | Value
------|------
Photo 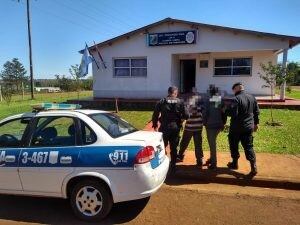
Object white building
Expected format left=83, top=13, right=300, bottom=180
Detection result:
left=88, top=18, right=300, bottom=99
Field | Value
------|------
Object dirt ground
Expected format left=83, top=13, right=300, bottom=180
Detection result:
left=0, top=185, right=299, bottom=225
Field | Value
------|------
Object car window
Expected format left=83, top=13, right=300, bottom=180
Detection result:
left=30, top=116, right=76, bottom=147
left=0, top=118, right=31, bottom=148
left=80, top=121, right=97, bottom=145
left=89, top=113, right=137, bottom=138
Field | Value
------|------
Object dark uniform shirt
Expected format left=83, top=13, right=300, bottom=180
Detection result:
left=227, top=90, right=260, bottom=133
left=152, top=97, right=189, bottom=131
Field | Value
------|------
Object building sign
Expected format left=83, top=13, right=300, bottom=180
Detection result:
left=148, top=30, right=197, bottom=46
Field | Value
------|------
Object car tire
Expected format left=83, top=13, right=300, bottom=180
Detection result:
left=70, top=179, right=113, bottom=222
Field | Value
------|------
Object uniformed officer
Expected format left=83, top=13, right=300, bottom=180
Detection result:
left=226, top=82, right=260, bottom=176
left=152, top=86, right=189, bottom=173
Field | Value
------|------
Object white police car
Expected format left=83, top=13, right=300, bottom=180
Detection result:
left=0, top=103, right=169, bottom=221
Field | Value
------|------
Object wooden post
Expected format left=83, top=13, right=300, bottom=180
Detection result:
left=115, top=98, right=119, bottom=113
left=26, top=0, right=34, bottom=99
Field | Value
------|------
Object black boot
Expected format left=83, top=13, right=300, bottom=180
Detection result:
left=227, top=159, right=238, bottom=170
left=196, top=159, right=203, bottom=169
left=176, top=154, right=184, bottom=163
left=168, top=162, right=177, bottom=175
left=249, top=161, right=258, bottom=176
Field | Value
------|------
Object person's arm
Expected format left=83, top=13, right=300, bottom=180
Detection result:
left=202, top=99, right=209, bottom=126
left=221, top=100, right=227, bottom=125
left=180, top=101, right=190, bottom=120
left=152, top=100, right=162, bottom=129
left=253, top=97, right=260, bottom=131
left=226, top=98, right=239, bottom=118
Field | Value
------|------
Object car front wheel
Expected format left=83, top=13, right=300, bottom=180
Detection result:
left=70, top=179, right=113, bottom=222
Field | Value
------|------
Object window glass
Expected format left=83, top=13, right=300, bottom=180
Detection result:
left=31, top=117, right=76, bottom=147
left=114, top=68, right=130, bottom=77
left=131, top=68, right=147, bottom=77
left=215, top=59, right=232, bottom=67
left=114, top=58, right=147, bottom=77
left=114, top=59, right=129, bottom=67
left=90, top=113, right=137, bottom=138
left=233, top=67, right=251, bottom=75
left=214, top=68, right=232, bottom=75
left=80, top=121, right=97, bottom=145
left=214, top=58, right=252, bottom=76
left=0, top=118, right=31, bottom=148
left=131, top=58, right=147, bottom=67
left=233, top=58, right=251, bottom=66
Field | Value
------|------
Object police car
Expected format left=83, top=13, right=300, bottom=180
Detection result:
left=0, top=103, right=169, bottom=221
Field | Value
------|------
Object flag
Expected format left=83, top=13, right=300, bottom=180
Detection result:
left=79, top=44, right=92, bottom=77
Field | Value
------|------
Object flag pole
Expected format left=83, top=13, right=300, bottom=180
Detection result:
left=85, top=42, right=100, bottom=69
left=93, top=41, right=107, bottom=69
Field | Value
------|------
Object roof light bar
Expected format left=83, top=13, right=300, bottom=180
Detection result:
left=32, top=103, right=82, bottom=111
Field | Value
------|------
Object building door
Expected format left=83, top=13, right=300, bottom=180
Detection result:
left=180, top=59, right=196, bottom=93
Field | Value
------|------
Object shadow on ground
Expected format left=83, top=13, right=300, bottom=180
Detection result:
left=165, top=165, right=300, bottom=191
left=0, top=195, right=150, bottom=225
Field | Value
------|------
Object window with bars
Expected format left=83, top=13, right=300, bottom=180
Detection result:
left=114, top=58, right=147, bottom=77
left=214, top=58, right=252, bottom=76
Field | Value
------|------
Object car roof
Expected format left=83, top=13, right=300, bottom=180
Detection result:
left=36, top=109, right=109, bottom=116
left=0, top=109, right=110, bottom=123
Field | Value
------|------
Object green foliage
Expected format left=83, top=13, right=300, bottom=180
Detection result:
left=259, top=62, right=289, bottom=90
left=259, top=62, right=293, bottom=124
left=0, top=58, right=28, bottom=91
left=287, top=62, right=300, bottom=85
left=69, top=64, right=81, bottom=99
left=1, top=85, right=13, bottom=106
left=54, top=65, right=92, bottom=93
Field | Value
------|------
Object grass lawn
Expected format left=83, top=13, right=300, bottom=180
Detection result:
left=286, top=86, right=300, bottom=99
left=119, top=109, right=300, bottom=155
left=0, top=92, right=299, bottom=155
left=276, top=86, right=300, bottom=99
left=0, top=91, right=92, bottom=120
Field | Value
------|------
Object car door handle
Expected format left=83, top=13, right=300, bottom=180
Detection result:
left=5, top=155, right=16, bottom=163
left=60, top=156, right=72, bottom=164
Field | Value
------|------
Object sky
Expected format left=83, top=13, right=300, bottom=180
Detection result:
left=0, top=0, right=299, bottom=79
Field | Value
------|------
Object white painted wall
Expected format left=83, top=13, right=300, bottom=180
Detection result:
left=92, top=21, right=286, bottom=98
left=195, top=50, right=277, bottom=95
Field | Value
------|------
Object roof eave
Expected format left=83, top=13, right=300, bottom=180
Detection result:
left=79, top=17, right=300, bottom=53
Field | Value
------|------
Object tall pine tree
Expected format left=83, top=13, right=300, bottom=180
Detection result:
left=0, top=58, right=28, bottom=91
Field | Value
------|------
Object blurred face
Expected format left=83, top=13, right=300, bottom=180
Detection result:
left=171, top=90, right=178, bottom=98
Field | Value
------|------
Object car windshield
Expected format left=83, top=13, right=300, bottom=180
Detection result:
left=90, top=113, right=137, bottom=138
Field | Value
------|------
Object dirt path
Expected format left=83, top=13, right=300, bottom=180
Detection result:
left=0, top=186, right=299, bottom=225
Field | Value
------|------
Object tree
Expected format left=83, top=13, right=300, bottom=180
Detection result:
left=259, top=62, right=293, bottom=125
left=287, top=62, right=300, bottom=85
left=81, top=76, right=93, bottom=90
left=55, top=74, right=72, bottom=92
left=0, top=58, right=28, bottom=92
left=69, top=64, right=82, bottom=100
